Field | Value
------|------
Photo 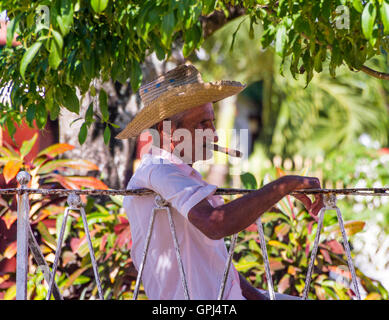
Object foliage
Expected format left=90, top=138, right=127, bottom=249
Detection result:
left=0, top=0, right=216, bottom=142
left=250, top=0, right=389, bottom=85
left=311, top=139, right=389, bottom=230
left=43, top=195, right=135, bottom=300
left=0, top=134, right=114, bottom=299
left=237, top=170, right=389, bottom=300
left=1, top=0, right=389, bottom=143
left=268, top=56, right=389, bottom=158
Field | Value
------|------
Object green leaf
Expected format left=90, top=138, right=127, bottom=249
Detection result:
left=99, top=89, right=109, bottom=122
left=6, top=13, right=22, bottom=47
left=38, top=159, right=98, bottom=174
left=202, top=0, right=217, bottom=15
left=161, top=11, right=176, bottom=47
left=362, top=2, right=377, bottom=40
left=240, top=172, right=257, bottom=189
left=85, top=102, right=94, bottom=125
left=20, top=42, right=43, bottom=80
left=37, top=143, right=74, bottom=158
left=78, top=122, right=88, bottom=145
left=72, top=275, right=91, bottom=285
left=49, top=29, right=63, bottom=69
left=49, top=40, right=61, bottom=70
left=275, top=25, right=287, bottom=57
left=103, top=125, right=111, bottom=145
left=56, top=213, right=72, bottom=244
left=20, top=133, right=38, bottom=158
left=151, top=33, right=166, bottom=60
left=37, top=222, right=57, bottom=247
left=6, top=118, right=16, bottom=139
left=62, top=86, right=80, bottom=113
left=35, top=102, right=48, bottom=129
left=91, top=0, right=109, bottom=13
left=381, top=1, right=389, bottom=35
left=57, top=0, right=74, bottom=36
left=353, top=0, right=363, bottom=13
left=183, top=23, right=202, bottom=57
left=130, top=60, right=143, bottom=92
left=26, top=105, right=36, bottom=127
left=51, top=29, right=64, bottom=51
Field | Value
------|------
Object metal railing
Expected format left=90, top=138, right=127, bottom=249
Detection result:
left=3, top=171, right=389, bottom=300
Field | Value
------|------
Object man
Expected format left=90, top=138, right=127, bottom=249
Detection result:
left=116, top=64, right=323, bottom=300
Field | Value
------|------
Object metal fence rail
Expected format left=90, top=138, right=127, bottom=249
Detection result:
left=3, top=171, right=389, bottom=300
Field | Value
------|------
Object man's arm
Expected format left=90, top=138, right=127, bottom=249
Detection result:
left=238, top=273, right=269, bottom=300
left=188, top=175, right=323, bottom=240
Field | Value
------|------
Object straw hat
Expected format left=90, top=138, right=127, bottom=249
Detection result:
left=115, top=64, right=246, bottom=139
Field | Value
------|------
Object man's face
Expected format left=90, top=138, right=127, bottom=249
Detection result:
left=171, top=102, right=218, bottom=164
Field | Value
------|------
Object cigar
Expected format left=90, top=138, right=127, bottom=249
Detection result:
left=208, top=144, right=243, bottom=158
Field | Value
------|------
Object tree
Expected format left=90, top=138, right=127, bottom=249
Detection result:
left=1, top=0, right=389, bottom=186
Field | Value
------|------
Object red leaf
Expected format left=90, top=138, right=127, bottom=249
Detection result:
left=37, top=143, right=75, bottom=158
left=3, top=160, right=22, bottom=184
left=305, top=242, right=310, bottom=257
left=275, top=167, right=286, bottom=178
left=114, top=223, right=128, bottom=235
left=0, top=257, right=16, bottom=274
left=115, top=225, right=132, bottom=250
left=41, top=219, right=56, bottom=230
left=0, top=279, right=15, bottom=289
left=274, top=222, right=291, bottom=239
left=4, top=241, right=17, bottom=259
left=38, top=159, right=99, bottom=174
left=307, top=221, right=314, bottom=235
left=104, top=246, right=116, bottom=262
left=245, top=223, right=257, bottom=232
left=1, top=213, right=17, bottom=230
left=328, top=265, right=351, bottom=280
left=320, top=248, right=332, bottom=264
left=325, top=240, right=345, bottom=255
left=100, top=234, right=108, bottom=252
left=269, top=258, right=284, bottom=271
left=70, top=237, right=83, bottom=254
left=278, top=274, right=290, bottom=293
left=118, top=216, right=128, bottom=224
left=61, top=176, right=108, bottom=190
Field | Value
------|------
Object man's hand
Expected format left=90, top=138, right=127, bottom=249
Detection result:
left=283, top=175, right=324, bottom=219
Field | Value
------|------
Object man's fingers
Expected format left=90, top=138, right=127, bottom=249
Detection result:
left=310, top=194, right=324, bottom=216
left=292, top=194, right=312, bottom=212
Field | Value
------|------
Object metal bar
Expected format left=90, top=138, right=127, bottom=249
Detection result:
left=166, top=206, right=190, bottom=300
left=80, top=206, right=104, bottom=300
left=1, top=187, right=389, bottom=197
left=302, top=206, right=326, bottom=300
left=256, top=217, right=276, bottom=300
left=335, top=207, right=362, bottom=300
left=217, top=233, right=238, bottom=300
left=16, top=172, right=31, bottom=300
left=46, top=208, right=70, bottom=300
left=28, top=224, right=63, bottom=300
left=133, top=208, right=157, bottom=300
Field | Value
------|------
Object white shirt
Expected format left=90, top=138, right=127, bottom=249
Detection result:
left=123, top=146, right=245, bottom=300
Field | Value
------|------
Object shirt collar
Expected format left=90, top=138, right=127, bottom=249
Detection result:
left=147, top=145, right=196, bottom=176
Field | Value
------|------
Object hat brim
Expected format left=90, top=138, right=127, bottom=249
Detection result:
left=115, top=81, right=246, bottom=139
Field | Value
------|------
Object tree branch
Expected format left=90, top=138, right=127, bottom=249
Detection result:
left=301, top=32, right=389, bottom=80
left=200, top=6, right=246, bottom=39
left=359, top=65, right=389, bottom=80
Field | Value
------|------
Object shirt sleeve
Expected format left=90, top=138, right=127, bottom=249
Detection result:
left=148, top=164, right=217, bottom=218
